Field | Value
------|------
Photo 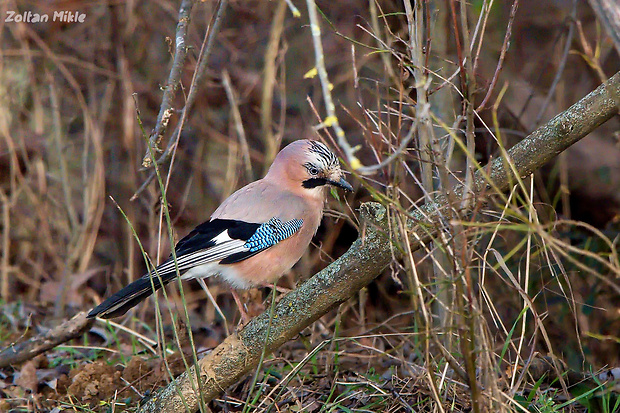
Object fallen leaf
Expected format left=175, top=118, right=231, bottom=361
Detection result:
left=15, top=360, right=38, bottom=392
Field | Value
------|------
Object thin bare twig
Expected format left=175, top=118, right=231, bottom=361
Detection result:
left=533, top=0, right=577, bottom=127
left=305, top=0, right=361, bottom=169
left=402, top=0, right=434, bottom=197
left=132, top=0, right=229, bottom=201
left=284, top=0, right=300, bottom=17
left=476, top=0, right=519, bottom=111
left=449, top=0, right=467, bottom=92
left=142, top=0, right=195, bottom=167
left=458, top=0, right=478, bottom=211
left=261, top=0, right=287, bottom=171
left=354, top=119, right=418, bottom=174
left=222, top=70, right=253, bottom=182
left=587, top=0, right=620, bottom=55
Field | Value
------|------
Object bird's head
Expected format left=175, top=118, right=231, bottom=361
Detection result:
left=266, top=139, right=353, bottom=197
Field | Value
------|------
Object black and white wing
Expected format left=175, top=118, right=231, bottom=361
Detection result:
left=87, top=217, right=303, bottom=319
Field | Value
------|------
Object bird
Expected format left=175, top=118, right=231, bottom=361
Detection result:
left=87, top=139, right=353, bottom=320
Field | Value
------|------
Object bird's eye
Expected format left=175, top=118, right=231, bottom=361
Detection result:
left=308, top=166, right=320, bottom=176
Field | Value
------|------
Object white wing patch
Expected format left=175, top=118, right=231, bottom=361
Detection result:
left=153, top=230, right=248, bottom=276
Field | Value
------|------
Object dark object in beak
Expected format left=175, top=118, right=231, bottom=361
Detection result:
left=329, top=176, right=354, bottom=192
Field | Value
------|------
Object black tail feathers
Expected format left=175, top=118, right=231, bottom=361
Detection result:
left=87, top=272, right=175, bottom=319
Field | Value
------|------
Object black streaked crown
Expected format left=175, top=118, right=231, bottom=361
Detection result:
left=307, top=141, right=339, bottom=169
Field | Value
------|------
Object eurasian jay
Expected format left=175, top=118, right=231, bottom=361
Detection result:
left=87, top=139, right=352, bottom=320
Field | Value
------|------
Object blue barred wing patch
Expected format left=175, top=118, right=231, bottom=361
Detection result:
left=244, top=218, right=303, bottom=252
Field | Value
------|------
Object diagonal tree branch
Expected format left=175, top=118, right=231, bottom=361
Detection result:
left=138, top=72, right=620, bottom=413
left=0, top=312, right=94, bottom=368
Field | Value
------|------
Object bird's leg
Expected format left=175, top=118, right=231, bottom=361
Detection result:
left=231, top=289, right=251, bottom=325
left=272, top=284, right=291, bottom=294
left=258, top=282, right=291, bottom=294
left=259, top=283, right=291, bottom=307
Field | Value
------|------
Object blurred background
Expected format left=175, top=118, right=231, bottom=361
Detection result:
left=1, top=0, right=619, bottom=411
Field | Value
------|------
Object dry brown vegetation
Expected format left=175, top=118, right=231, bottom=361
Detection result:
left=1, top=0, right=619, bottom=412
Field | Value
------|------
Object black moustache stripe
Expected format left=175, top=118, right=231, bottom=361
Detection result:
left=302, top=177, right=328, bottom=188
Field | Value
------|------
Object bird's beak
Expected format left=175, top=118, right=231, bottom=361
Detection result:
left=328, top=176, right=353, bottom=192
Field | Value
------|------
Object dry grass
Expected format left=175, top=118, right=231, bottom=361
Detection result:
left=0, top=0, right=619, bottom=412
